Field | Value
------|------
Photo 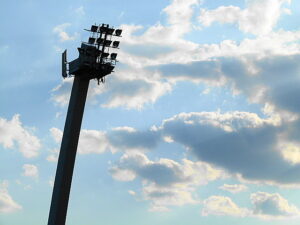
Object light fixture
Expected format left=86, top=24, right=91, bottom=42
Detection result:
left=97, top=38, right=104, bottom=44
left=111, top=53, right=117, bottom=60
left=107, top=28, right=115, bottom=35
left=91, top=25, right=98, bottom=32
left=88, top=37, right=96, bottom=44
left=115, top=29, right=122, bottom=36
left=100, top=26, right=108, bottom=33
left=104, top=40, right=112, bottom=47
left=112, top=41, right=120, bottom=48
left=102, top=52, right=109, bottom=58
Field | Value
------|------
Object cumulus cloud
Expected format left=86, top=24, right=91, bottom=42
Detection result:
left=96, top=110, right=300, bottom=185
left=46, top=148, right=59, bottom=162
left=219, top=184, right=248, bottom=194
left=198, top=0, right=291, bottom=35
left=161, top=111, right=300, bottom=185
left=251, top=192, right=300, bottom=219
left=110, top=152, right=223, bottom=211
left=50, top=109, right=300, bottom=186
left=0, top=181, right=22, bottom=213
left=51, top=78, right=73, bottom=107
left=48, top=127, right=109, bottom=155
left=220, top=55, right=300, bottom=115
left=77, top=129, right=110, bottom=154
left=53, top=23, right=78, bottom=42
left=50, top=0, right=300, bottom=111
left=202, top=192, right=300, bottom=219
left=163, top=0, right=200, bottom=36
left=50, top=127, right=63, bottom=144
left=153, top=54, right=300, bottom=117
left=202, top=195, right=249, bottom=217
left=51, top=68, right=171, bottom=110
left=48, top=125, right=160, bottom=155
left=22, top=164, right=39, bottom=178
left=100, top=72, right=172, bottom=109
left=0, top=115, right=41, bottom=158
left=107, top=126, right=161, bottom=152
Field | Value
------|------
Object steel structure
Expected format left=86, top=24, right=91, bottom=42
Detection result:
left=48, top=23, right=122, bottom=225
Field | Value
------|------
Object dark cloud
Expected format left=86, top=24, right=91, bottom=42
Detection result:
left=162, top=112, right=300, bottom=184
left=269, top=81, right=300, bottom=113
left=152, top=54, right=300, bottom=114
left=108, top=128, right=161, bottom=151
left=221, top=54, right=300, bottom=113
left=110, top=152, right=189, bottom=186
left=109, top=111, right=300, bottom=185
left=149, top=60, right=222, bottom=83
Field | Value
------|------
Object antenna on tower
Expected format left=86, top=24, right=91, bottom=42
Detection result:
left=62, top=50, right=68, bottom=78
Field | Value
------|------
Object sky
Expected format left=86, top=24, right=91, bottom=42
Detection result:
left=1, top=0, right=300, bottom=224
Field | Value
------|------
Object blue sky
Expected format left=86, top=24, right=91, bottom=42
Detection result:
left=1, top=0, right=300, bottom=224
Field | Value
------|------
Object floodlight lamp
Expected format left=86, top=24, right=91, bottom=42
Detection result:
left=88, top=37, right=96, bottom=44
left=97, top=38, right=105, bottom=44
left=115, top=29, right=122, bottom=36
left=100, top=26, right=108, bottom=33
left=91, top=25, right=98, bottom=32
left=112, top=41, right=120, bottom=48
left=102, top=52, right=109, bottom=58
left=104, top=40, right=112, bottom=47
left=111, top=53, right=117, bottom=60
left=107, top=28, right=115, bottom=35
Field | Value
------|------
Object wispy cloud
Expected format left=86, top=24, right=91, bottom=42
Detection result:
left=0, top=115, right=41, bottom=158
left=0, top=181, right=22, bottom=213
left=53, top=23, right=78, bottom=42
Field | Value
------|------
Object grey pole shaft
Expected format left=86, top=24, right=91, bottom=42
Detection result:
left=48, top=76, right=90, bottom=225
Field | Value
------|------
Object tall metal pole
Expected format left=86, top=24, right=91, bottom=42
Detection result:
left=48, top=76, right=90, bottom=225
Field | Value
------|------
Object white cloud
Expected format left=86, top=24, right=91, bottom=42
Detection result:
left=279, top=142, right=300, bottom=165
left=201, top=192, right=300, bottom=219
left=49, top=127, right=110, bottom=155
left=78, top=129, right=110, bottom=154
left=51, top=78, right=73, bottom=107
left=50, top=0, right=300, bottom=111
left=143, top=183, right=198, bottom=211
left=46, top=148, right=59, bottom=162
left=0, top=181, right=22, bottom=213
left=74, top=6, right=85, bottom=16
left=53, top=23, right=78, bottom=42
left=50, top=127, right=63, bottom=144
left=111, top=169, right=136, bottom=181
left=161, top=111, right=300, bottom=185
left=22, top=164, right=38, bottom=178
left=251, top=192, right=300, bottom=219
left=202, top=195, right=249, bottom=217
left=101, top=72, right=172, bottom=109
left=48, top=125, right=161, bottom=156
left=198, top=0, right=291, bottom=36
left=110, top=152, right=223, bottom=211
left=163, top=0, right=200, bottom=36
left=0, top=115, right=41, bottom=158
left=47, top=128, right=63, bottom=162
left=48, top=177, right=54, bottom=188
left=219, top=184, right=248, bottom=194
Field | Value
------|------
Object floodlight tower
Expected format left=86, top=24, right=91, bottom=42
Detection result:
left=48, top=24, right=122, bottom=225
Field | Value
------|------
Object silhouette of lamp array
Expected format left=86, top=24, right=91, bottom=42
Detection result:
left=62, top=23, right=122, bottom=84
